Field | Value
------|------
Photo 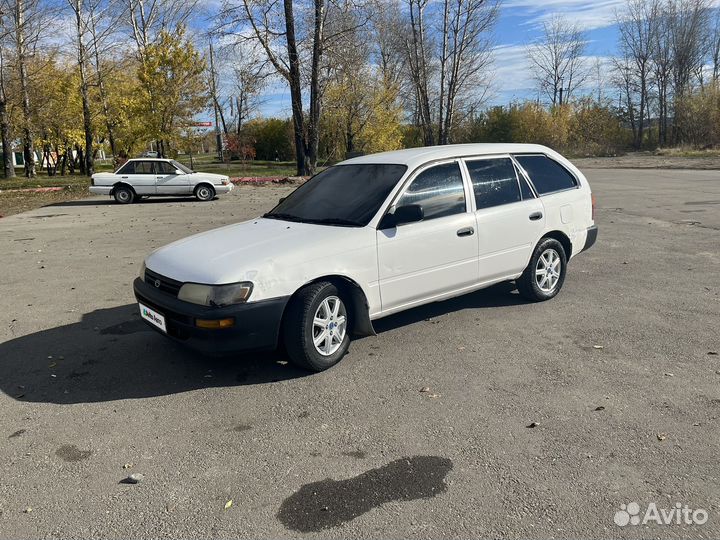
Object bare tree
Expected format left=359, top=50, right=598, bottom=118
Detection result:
left=67, top=0, right=94, bottom=175
left=436, top=0, right=497, bottom=144
left=527, top=14, right=589, bottom=107
left=87, top=0, right=124, bottom=160
left=668, top=0, right=710, bottom=142
left=4, top=0, right=46, bottom=178
left=124, top=0, right=198, bottom=60
left=617, top=0, right=659, bottom=149
left=711, top=7, right=720, bottom=81
left=651, top=4, right=673, bottom=145
left=403, top=0, right=497, bottom=145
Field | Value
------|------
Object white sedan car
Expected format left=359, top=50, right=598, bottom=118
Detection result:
left=134, top=143, right=597, bottom=371
left=90, top=158, right=232, bottom=204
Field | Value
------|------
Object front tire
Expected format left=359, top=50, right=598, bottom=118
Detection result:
left=113, top=185, right=135, bottom=204
left=517, top=237, right=567, bottom=302
left=283, top=282, right=351, bottom=372
left=195, top=184, right=215, bottom=201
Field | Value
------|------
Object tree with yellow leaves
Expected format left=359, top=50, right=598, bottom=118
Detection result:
left=136, top=27, right=208, bottom=158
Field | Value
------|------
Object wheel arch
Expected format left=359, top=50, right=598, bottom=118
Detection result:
left=194, top=182, right=215, bottom=194
left=110, top=182, right=136, bottom=196
left=282, top=275, right=376, bottom=338
left=542, top=230, right=572, bottom=260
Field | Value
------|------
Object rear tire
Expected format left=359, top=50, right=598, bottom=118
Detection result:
left=195, top=184, right=215, bottom=201
left=283, top=282, right=351, bottom=372
left=516, top=237, right=567, bottom=302
left=113, top=185, right=135, bottom=204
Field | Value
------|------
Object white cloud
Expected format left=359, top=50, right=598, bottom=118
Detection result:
left=502, top=0, right=626, bottom=30
left=490, top=43, right=615, bottom=103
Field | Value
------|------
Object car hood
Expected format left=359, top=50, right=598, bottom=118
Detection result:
left=145, top=217, right=373, bottom=286
left=191, top=172, right=227, bottom=182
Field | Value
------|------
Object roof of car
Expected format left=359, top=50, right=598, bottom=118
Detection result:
left=339, top=143, right=556, bottom=169
left=129, top=158, right=171, bottom=161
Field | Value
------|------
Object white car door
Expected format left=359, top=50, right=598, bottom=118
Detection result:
left=463, top=156, right=545, bottom=283
left=118, top=160, right=157, bottom=195
left=155, top=160, right=191, bottom=194
left=376, top=160, right=479, bottom=314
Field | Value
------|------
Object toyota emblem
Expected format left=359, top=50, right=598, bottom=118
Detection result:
left=154, top=279, right=161, bottom=288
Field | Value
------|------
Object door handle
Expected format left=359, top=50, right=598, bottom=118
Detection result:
left=121, top=176, right=128, bottom=179
left=457, top=227, right=474, bottom=237
left=529, top=212, right=543, bottom=221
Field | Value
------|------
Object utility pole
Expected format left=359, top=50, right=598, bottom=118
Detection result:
left=208, top=39, right=223, bottom=161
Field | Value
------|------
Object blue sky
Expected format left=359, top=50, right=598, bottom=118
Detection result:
left=490, top=0, right=624, bottom=104
left=218, top=1, right=630, bottom=118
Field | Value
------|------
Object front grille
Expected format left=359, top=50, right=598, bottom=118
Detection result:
left=145, top=268, right=183, bottom=297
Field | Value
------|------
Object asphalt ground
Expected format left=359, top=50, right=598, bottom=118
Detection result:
left=0, top=168, right=718, bottom=539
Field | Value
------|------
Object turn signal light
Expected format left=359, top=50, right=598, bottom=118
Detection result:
left=195, top=318, right=235, bottom=329
left=591, top=193, right=596, bottom=221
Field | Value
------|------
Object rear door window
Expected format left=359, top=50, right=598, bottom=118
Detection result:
left=156, top=161, right=177, bottom=174
left=514, top=155, right=578, bottom=195
left=465, top=158, right=521, bottom=210
left=134, top=161, right=156, bottom=174
left=396, top=162, right=466, bottom=220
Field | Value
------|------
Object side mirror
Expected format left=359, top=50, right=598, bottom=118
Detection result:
left=175, top=169, right=184, bottom=175
left=379, top=204, right=424, bottom=229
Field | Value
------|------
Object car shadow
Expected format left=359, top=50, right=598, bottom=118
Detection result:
left=0, top=304, right=305, bottom=405
left=0, top=283, right=525, bottom=405
left=44, top=197, right=206, bottom=208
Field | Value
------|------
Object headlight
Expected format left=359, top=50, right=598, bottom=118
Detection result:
left=177, top=282, right=253, bottom=307
left=139, top=261, right=146, bottom=281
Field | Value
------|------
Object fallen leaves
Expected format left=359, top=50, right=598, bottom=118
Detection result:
left=657, top=433, right=667, bottom=441
left=224, top=500, right=233, bottom=510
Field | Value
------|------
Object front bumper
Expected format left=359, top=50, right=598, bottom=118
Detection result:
left=216, top=183, right=233, bottom=194
left=581, top=225, right=598, bottom=253
left=133, top=277, right=288, bottom=355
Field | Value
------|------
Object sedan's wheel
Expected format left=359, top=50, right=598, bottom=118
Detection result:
left=516, top=237, right=567, bottom=302
left=113, top=186, right=135, bottom=204
left=195, top=184, right=215, bottom=201
left=283, top=282, right=351, bottom=371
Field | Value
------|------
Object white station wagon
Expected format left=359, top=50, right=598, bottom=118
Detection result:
left=90, top=158, right=232, bottom=204
left=134, top=144, right=597, bottom=371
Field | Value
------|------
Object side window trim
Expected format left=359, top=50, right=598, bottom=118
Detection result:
left=385, top=158, right=468, bottom=215
left=509, top=155, right=538, bottom=199
left=512, top=153, right=580, bottom=196
left=462, top=154, right=524, bottom=210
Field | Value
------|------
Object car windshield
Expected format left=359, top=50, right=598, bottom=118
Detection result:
left=264, top=164, right=407, bottom=227
left=171, top=160, right=194, bottom=174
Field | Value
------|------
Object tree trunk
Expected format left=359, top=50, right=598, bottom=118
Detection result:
left=73, top=0, right=94, bottom=176
left=306, top=0, right=325, bottom=174
left=0, top=95, right=14, bottom=179
left=16, top=0, right=35, bottom=178
left=0, top=48, right=15, bottom=179
left=89, top=8, right=116, bottom=159
left=284, top=0, right=308, bottom=176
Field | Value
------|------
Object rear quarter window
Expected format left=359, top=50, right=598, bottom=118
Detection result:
left=514, top=155, right=578, bottom=195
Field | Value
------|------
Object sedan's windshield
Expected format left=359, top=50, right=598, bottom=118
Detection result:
left=264, top=164, right=407, bottom=227
left=171, top=160, right=194, bottom=174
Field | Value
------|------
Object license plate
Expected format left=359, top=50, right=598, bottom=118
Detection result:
left=139, top=303, right=167, bottom=333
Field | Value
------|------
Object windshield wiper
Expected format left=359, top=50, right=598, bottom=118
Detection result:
left=263, top=212, right=304, bottom=222
left=304, top=217, right=362, bottom=227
